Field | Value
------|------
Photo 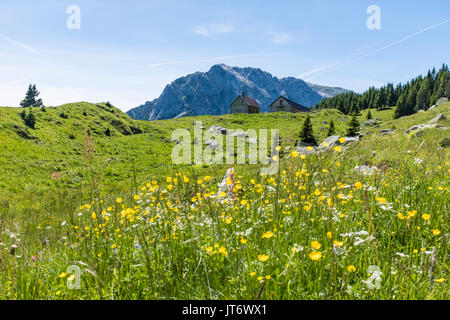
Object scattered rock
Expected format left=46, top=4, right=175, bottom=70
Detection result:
left=436, top=97, right=449, bottom=106
left=171, top=137, right=181, bottom=144
left=296, top=146, right=317, bottom=155
left=363, top=119, right=381, bottom=127
left=405, top=124, right=441, bottom=134
left=229, top=130, right=249, bottom=138
left=209, top=125, right=227, bottom=135
left=217, top=168, right=234, bottom=196
left=428, top=113, right=446, bottom=123
left=341, top=136, right=360, bottom=145
left=380, top=129, right=396, bottom=135
left=205, top=140, right=219, bottom=149
left=320, top=135, right=341, bottom=147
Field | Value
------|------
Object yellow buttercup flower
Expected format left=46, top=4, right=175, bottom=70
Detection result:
left=218, top=246, right=228, bottom=257
left=339, top=137, right=346, bottom=144
left=311, top=241, right=321, bottom=250
left=291, top=151, right=299, bottom=158
left=333, top=240, right=344, bottom=247
left=347, top=265, right=356, bottom=272
left=421, top=213, right=430, bottom=221
left=354, top=182, right=363, bottom=190
left=309, top=251, right=322, bottom=261
left=432, top=229, right=441, bottom=236
left=262, top=231, right=274, bottom=239
left=258, top=254, right=269, bottom=262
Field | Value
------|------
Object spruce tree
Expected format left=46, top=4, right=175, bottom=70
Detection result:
left=20, top=84, right=43, bottom=108
left=394, top=92, right=404, bottom=119
left=416, top=78, right=431, bottom=110
left=405, top=83, right=419, bottom=114
left=24, top=109, right=36, bottom=129
left=367, top=109, right=373, bottom=120
left=346, top=115, right=360, bottom=137
left=326, top=120, right=335, bottom=137
left=445, top=79, right=450, bottom=99
left=299, top=115, right=317, bottom=145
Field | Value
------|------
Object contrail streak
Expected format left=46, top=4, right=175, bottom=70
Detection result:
left=0, top=34, right=40, bottom=54
left=299, top=18, right=450, bottom=80
left=361, top=18, right=450, bottom=58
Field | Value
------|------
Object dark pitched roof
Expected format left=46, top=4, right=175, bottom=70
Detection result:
left=271, top=96, right=310, bottom=112
left=243, top=95, right=260, bottom=108
left=230, top=93, right=260, bottom=109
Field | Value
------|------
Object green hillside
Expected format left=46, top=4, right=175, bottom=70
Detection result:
left=0, top=102, right=448, bottom=299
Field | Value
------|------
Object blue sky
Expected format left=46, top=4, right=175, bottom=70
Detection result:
left=1, top=0, right=449, bottom=111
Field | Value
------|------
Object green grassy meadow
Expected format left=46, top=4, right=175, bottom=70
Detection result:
left=0, top=102, right=448, bottom=299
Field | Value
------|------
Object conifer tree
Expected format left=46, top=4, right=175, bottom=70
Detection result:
left=299, top=115, right=317, bottom=145
left=394, top=92, right=408, bottom=119
left=367, top=109, right=373, bottom=120
left=416, top=78, right=431, bottom=111
left=445, top=79, right=450, bottom=99
left=20, top=84, right=43, bottom=108
left=24, top=109, right=36, bottom=129
left=326, top=120, right=335, bottom=137
left=346, top=115, right=360, bottom=137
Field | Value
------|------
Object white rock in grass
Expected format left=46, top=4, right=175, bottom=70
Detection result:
left=428, top=113, right=446, bottom=123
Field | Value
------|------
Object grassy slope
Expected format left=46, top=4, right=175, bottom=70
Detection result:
left=0, top=102, right=448, bottom=206
left=0, top=102, right=448, bottom=299
left=0, top=105, right=348, bottom=197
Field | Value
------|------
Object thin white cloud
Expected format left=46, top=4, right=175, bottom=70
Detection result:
left=298, top=17, right=450, bottom=80
left=267, top=30, right=293, bottom=45
left=192, top=23, right=235, bottom=36
left=144, top=52, right=288, bottom=68
left=0, top=34, right=39, bottom=54
left=298, top=63, right=339, bottom=79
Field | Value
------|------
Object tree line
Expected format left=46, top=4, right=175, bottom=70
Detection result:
left=315, top=64, right=450, bottom=119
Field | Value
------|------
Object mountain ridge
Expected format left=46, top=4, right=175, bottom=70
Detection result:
left=127, top=64, right=349, bottom=120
